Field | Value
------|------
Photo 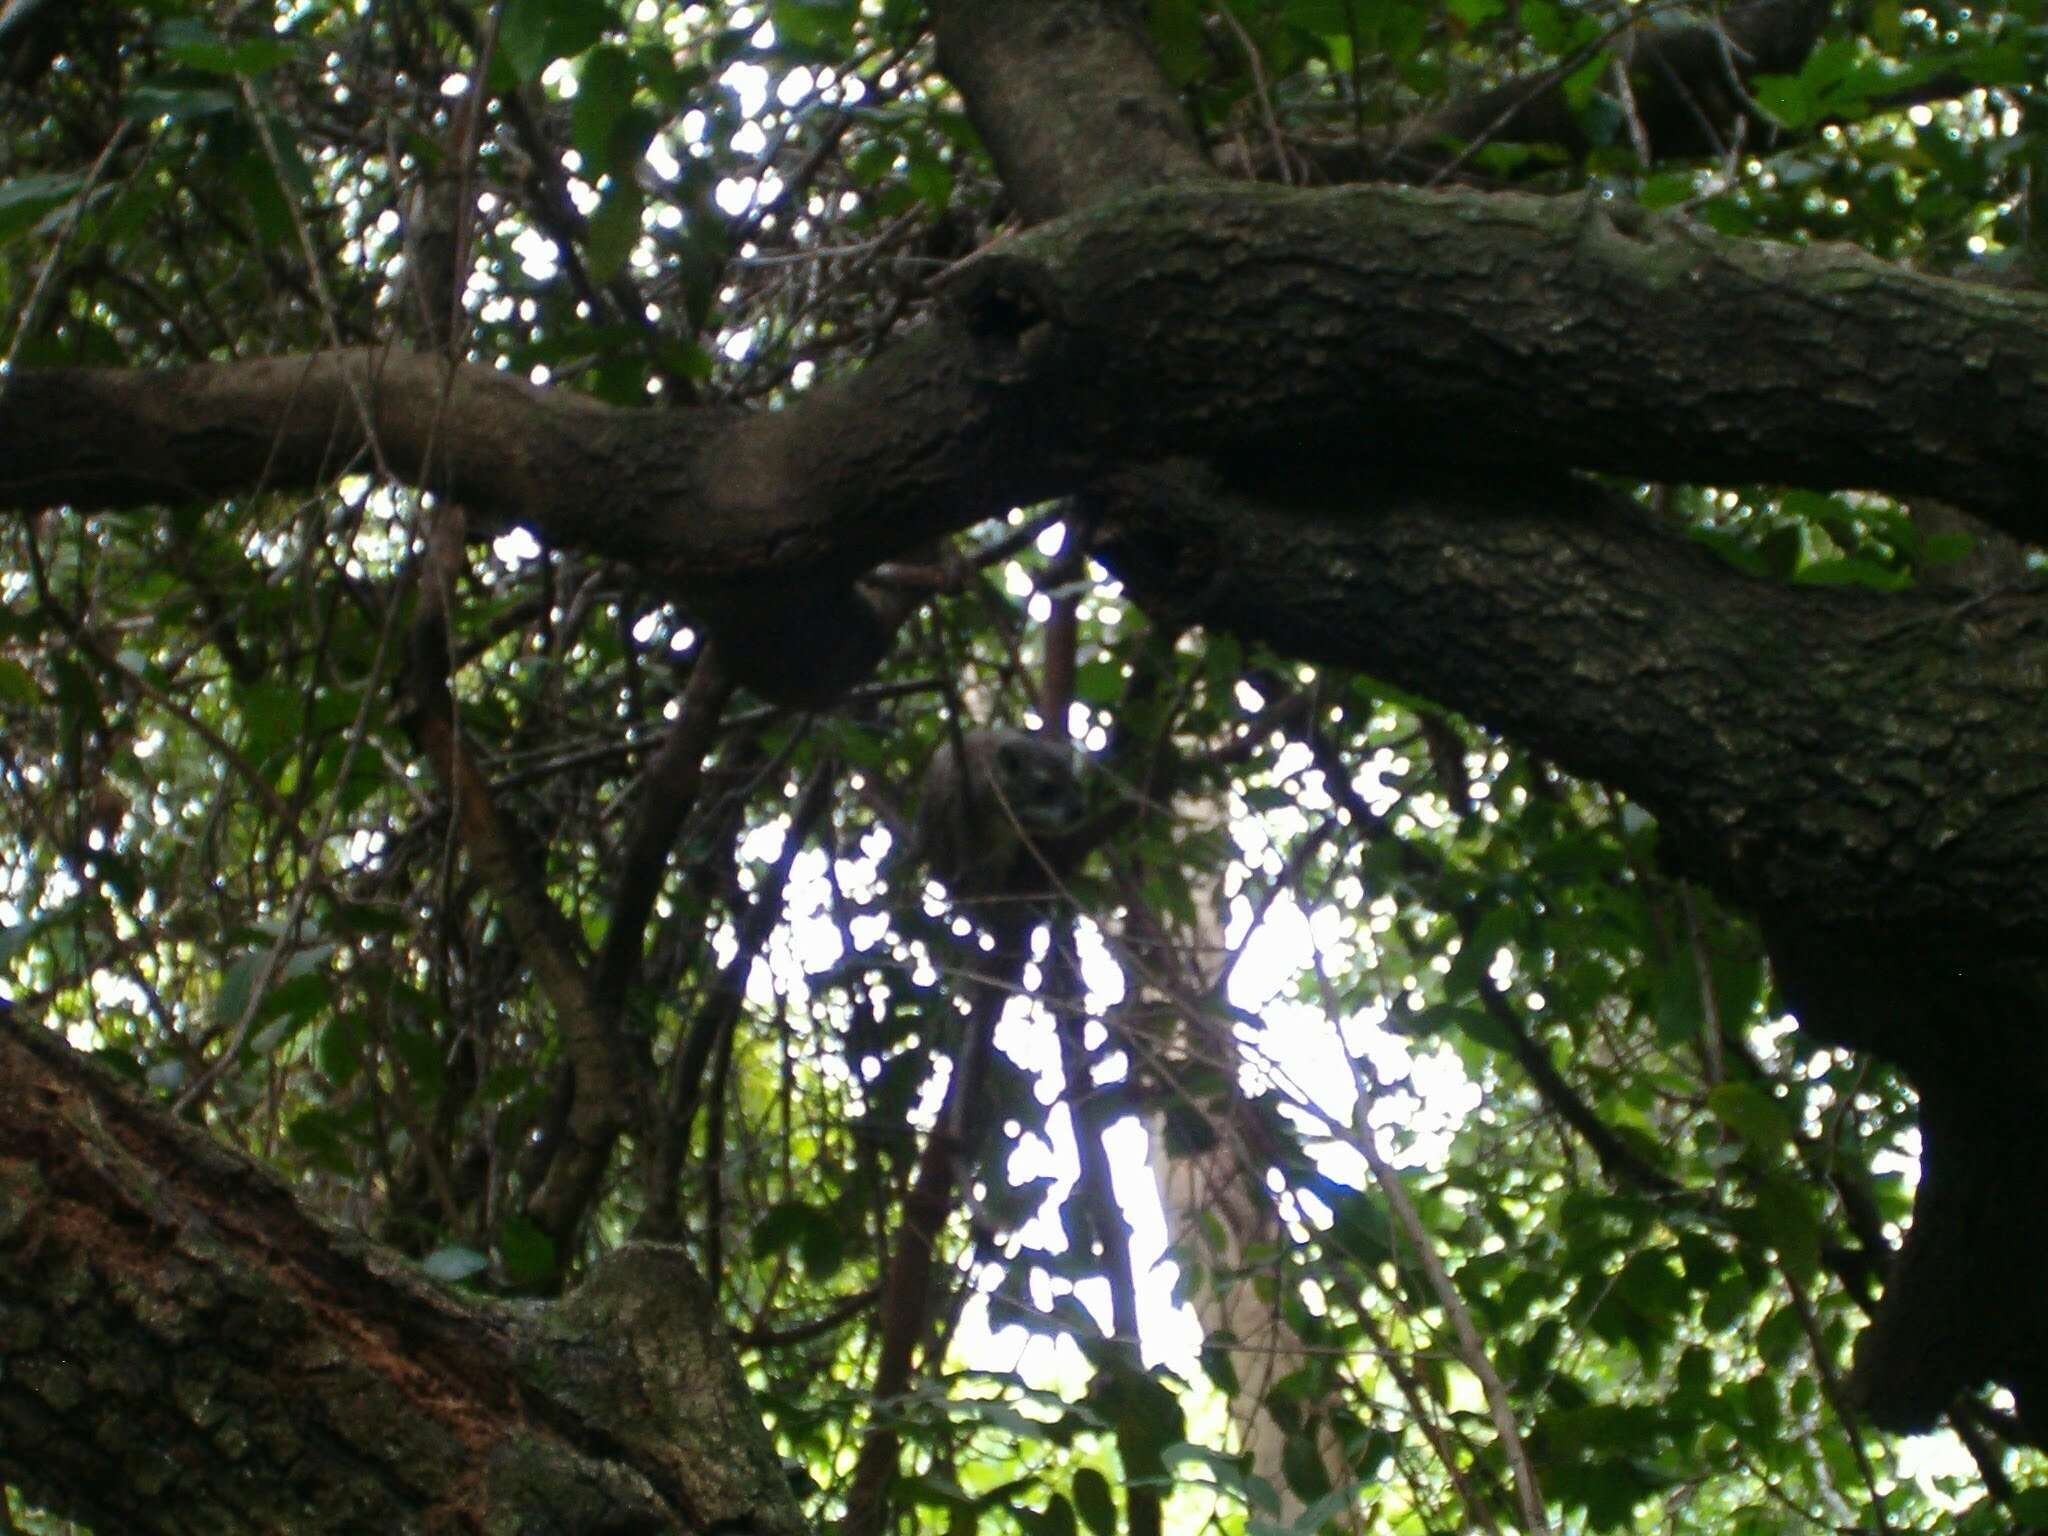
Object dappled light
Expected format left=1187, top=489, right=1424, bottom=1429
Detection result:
left=0, top=0, right=2043, bottom=1533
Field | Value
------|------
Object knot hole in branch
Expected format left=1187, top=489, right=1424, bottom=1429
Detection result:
left=942, top=254, right=1065, bottom=384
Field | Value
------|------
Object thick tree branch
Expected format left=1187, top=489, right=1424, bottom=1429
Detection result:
left=930, top=0, right=2048, bottom=1442
left=1769, top=934, right=2048, bottom=1437
left=8, top=184, right=2043, bottom=602
left=1098, top=461, right=2048, bottom=942
left=931, top=0, right=1210, bottom=223
left=0, top=1010, right=809, bottom=1535
left=0, top=352, right=607, bottom=530
left=1096, top=457, right=2048, bottom=1423
left=941, top=182, right=2048, bottom=539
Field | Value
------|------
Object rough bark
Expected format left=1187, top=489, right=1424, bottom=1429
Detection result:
left=0, top=1010, right=809, bottom=1536
left=0, top=0, right=2042, bottom=1471
left=5, top=183, right=2043, bottom=712
left=920, top=0, right=2048, bottom=1435
left=931, top=0, right=1210, bottom=224
left=8, top=189, right=2043, bottom=578
left=942, top=182, right=2048, bottom=540
left=1097, top=462, right=2048, bottom=942
left=1769, top=937, right=2048, bottom=1435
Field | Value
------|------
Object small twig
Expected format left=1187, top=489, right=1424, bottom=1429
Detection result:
left=1782, top=1265, right=1891, bottom=1535
left=1610, top=54, right=1653, bottom=165
left=1214, top=5, right=1294, bottom=186
left=237, top=78, right=391, bottom=481
left=1677, top=882, right=1724, bottom=1084
left=0, top=119, right=135, bottom=386
left=1306, top=942, right=1553, bottom=1535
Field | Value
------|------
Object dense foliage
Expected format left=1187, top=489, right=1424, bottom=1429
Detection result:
left=0, top=0, right=2042, bottom=1532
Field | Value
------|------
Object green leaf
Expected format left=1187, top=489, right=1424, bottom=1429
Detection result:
left=225, top=138, right=296, bottom=246
left=1653, top=958, right=1702, bottom=1045
left=751, top=1198, right=846, bottom=1276
left=1443, top=902, right=1522, bottom=1001
left=586, top=180, right=643, bottom=282
left=1291, top=1479, right=1368, bottom=1533
left=1016, top=1498, right=1077, bottom=1536
left=215, top=950, right=263, bottom=1029
left=157, top=18, right=299, bottom=76
left=1752, top=1174, right=1821, bottom=1280
left=392, top=1023, right=447, bottom=1102
left=1446, top=0, right=1504, bottom=26
left=800, top=1214, right=847, bottom=1279
left=501, top=0, right=614, bottom=80
left=1071, top=1470, right=1115, bottom=1536
left=1751, top=75, right=1814, bottom=129
left=125, top=83, right=239, bottom=123
left=1520, top=0, right=1568, bottom=51
left=1701, top=1270, right=1755, bottom=1332
left=573, top=45, right=636, bottom=170
left=1705, top=1082, right=1793, bottom=1153
left=0, top=658, right=40, bottom=704
left=1953, top=38, right=2034, bottom=88
left=1755, top=1303, right=1803, bottom=1368
left=247, top=969, right=330, bottom=1054
left=1325, top=1188, right=1393, bottom=1267
left=2010, top=1489, right=2048, bottom=1522
left=499, top=1213, right=558, bottom=1287
left=771, top=0, right=859, bottom=49
left=1743, top=1371, right=1780, bottom=1432
left=1073, top=658, right=1125, bottom=707
left=1090, top=1367, right=1187, bottom=1483
left=1562, top=52, right=1611, bottom=115
left=905, top=149, right=953, bottom=211
left=1164, top=1442, right=1270, bottom=1511
left=318, top=1013, right=366, bottom=1086
left=1281, top=1431, right=1333, bottom=1502
left=1797, top=36, right=1859, bottom=95
left=0, top=172, right=85, bottom=244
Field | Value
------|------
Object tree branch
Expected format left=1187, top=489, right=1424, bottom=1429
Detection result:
left=0, top=1009, right=809, bottom=1535
left=8, top=187, right=2043, bottom=593
left=1100, top=461, right=2048, bottom=941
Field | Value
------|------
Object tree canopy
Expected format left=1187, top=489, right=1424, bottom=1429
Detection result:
left=0, top=0, right=2045, bottom=1532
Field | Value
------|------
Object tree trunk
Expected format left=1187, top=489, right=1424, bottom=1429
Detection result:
left=0, top=1009, right=809, bottom=1536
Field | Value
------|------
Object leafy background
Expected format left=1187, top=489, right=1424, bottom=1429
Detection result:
left=0, top=0, right=2043, bottom=1530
